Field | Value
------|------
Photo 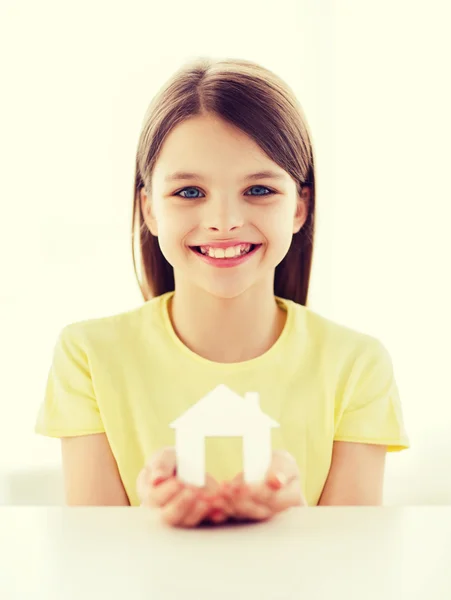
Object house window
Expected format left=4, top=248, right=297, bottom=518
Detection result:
left=205, top=436, right=243, bottom=483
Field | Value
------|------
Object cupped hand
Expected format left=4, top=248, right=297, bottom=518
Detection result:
left=136, top=446, right=233, bottom=528
left=218, top=449, right=307, bottom=522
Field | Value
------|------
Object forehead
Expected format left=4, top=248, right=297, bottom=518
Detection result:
left=152, top=115, right=289, bottom=183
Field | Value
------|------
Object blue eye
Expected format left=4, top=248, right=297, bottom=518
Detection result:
left=175, top=187, right=203, bottom=199
left=174, top=185, right=274, bottom=199
left=246, top=186, right=274, bottom=197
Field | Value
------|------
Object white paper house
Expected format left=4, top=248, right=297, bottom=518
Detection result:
left=169, top=384, right=280, bottom=487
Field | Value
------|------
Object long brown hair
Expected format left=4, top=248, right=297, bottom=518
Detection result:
left=132, top=57, right=316, bottom=306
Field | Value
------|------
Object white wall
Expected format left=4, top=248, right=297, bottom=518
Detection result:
left=0, top=0, right=450, bottom=504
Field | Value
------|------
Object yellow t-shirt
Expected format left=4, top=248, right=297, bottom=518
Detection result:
left=35, top=291, right=410, bottom=506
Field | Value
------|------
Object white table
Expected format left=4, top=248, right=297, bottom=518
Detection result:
left=0, top=507, right=450, bottom=599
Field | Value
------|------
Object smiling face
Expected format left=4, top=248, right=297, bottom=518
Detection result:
left=140, top=113, right=309, bottom=300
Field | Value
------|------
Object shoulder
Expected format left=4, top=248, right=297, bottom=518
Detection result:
left=59, top=293, right=169, bottom=350
left=280, top=296, right=384, bottom=356
left=279, top=297, right=393, bottom=396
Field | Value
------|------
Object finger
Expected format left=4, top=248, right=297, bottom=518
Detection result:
left=145, top=447, right=177, bottom=484
left=259, top=450, right=302, bottom=509
left=195, top=475, right=234, bottom=516
left=202, top=473, right=221, bottom=499
left=271, top=478, right=306, bottom=512
left=224, top=451, right=301, bottom=518
left=182, top=498, right=211, bottom=528
left=204, top=481, right=235, bottom=514
left=245, top=472, right=296, bottom=509
left=209, top=482, right=237, bottom=517
left=221, top=477, right=275, bottom=513
left=246, top=485, right=277, bottom=510
left=161, top=487, right=199, bottom=527
left=205, top=495, right=235, bottom=521
left=142, top=477, right=183, bottom=508
left=232, top=496, right=273, bottom=521
left=224, top=482, right=273, bottom=521
left=216, top=495, right=235, bottom=516
left=208, top=509, right=229, bottom=524
left=266, top=450, right=300, bottom=485
left=218, top=478, right=263, bottom=518
left=243, top=474, right=304, bottom=514
left=229, top=472, right=245, bottom=487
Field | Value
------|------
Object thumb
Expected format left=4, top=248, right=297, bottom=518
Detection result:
left=261, top=451, right=306, bottom=511
left=146, top=446, right=177, bottom=483
left=265, top=450, right=300, bottom=490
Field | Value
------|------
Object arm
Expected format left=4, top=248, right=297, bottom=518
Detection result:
left=317, top=441, right=387, bottom=505
left=61, top=433, right=130, bottom=506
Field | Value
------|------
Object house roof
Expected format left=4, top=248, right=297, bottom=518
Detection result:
left=169, top=384, right=279, bottom=430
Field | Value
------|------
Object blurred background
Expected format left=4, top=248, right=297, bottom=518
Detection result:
left=0, top=0, right=450, bottom=505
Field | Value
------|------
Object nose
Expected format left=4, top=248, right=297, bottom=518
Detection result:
left=201, top=195, right=244, bottom=233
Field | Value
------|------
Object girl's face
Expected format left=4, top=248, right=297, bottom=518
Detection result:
left=141, top=114, right=309, bottom=300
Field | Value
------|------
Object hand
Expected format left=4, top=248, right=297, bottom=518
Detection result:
left=218, top=450, right=307, bottom=522
left=137, top=446, right=233, bottom=528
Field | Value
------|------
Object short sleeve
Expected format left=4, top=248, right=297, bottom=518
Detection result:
left=334, top=338, right=410, bottom=452
left=35, top=325, right=105, bottom=438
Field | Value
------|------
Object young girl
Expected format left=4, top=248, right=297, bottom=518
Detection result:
left=35, top=57, right=410, bottom=527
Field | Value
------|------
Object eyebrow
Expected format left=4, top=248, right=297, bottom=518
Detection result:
left=164, top=170, right=286, bottom=183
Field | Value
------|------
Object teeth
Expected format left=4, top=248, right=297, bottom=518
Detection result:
left=199, top=244, right=252, bottom=258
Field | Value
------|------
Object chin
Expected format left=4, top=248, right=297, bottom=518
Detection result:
left=200, top=284, right=250, bottom=301
left=198, top=273, right=273, bottom=302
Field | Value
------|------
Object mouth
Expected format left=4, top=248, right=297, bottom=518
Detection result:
left=191, top=244, right=259, bottom=256
left=189, top=243, right=263, bottom=267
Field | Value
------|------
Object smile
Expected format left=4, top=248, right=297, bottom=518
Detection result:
left=189, top=244, right=262, bottom=268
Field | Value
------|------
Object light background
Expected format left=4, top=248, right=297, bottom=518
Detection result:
left=0, top=0, right=450, bottom=504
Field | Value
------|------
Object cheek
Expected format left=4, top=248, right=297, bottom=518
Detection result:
left=261, top=208, right=294, bottom=240
left=260, top=209, right=296, bottom=259
left=154, top=208, right=195, bottom=255
left=155, top=232, right=180, bottom=268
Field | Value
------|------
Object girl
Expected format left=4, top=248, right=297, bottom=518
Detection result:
left=35, top=57, right=410, bottom=527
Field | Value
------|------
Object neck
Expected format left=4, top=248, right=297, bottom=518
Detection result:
left=168, top=283, right=286, bottom=363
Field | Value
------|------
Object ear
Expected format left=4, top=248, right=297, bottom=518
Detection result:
left=140, top=187, right=158, bottom=236
left=293, top=185, right=310, bottom=234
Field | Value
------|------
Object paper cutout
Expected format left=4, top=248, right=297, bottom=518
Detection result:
left=169, top=384, right=280, bottom=486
